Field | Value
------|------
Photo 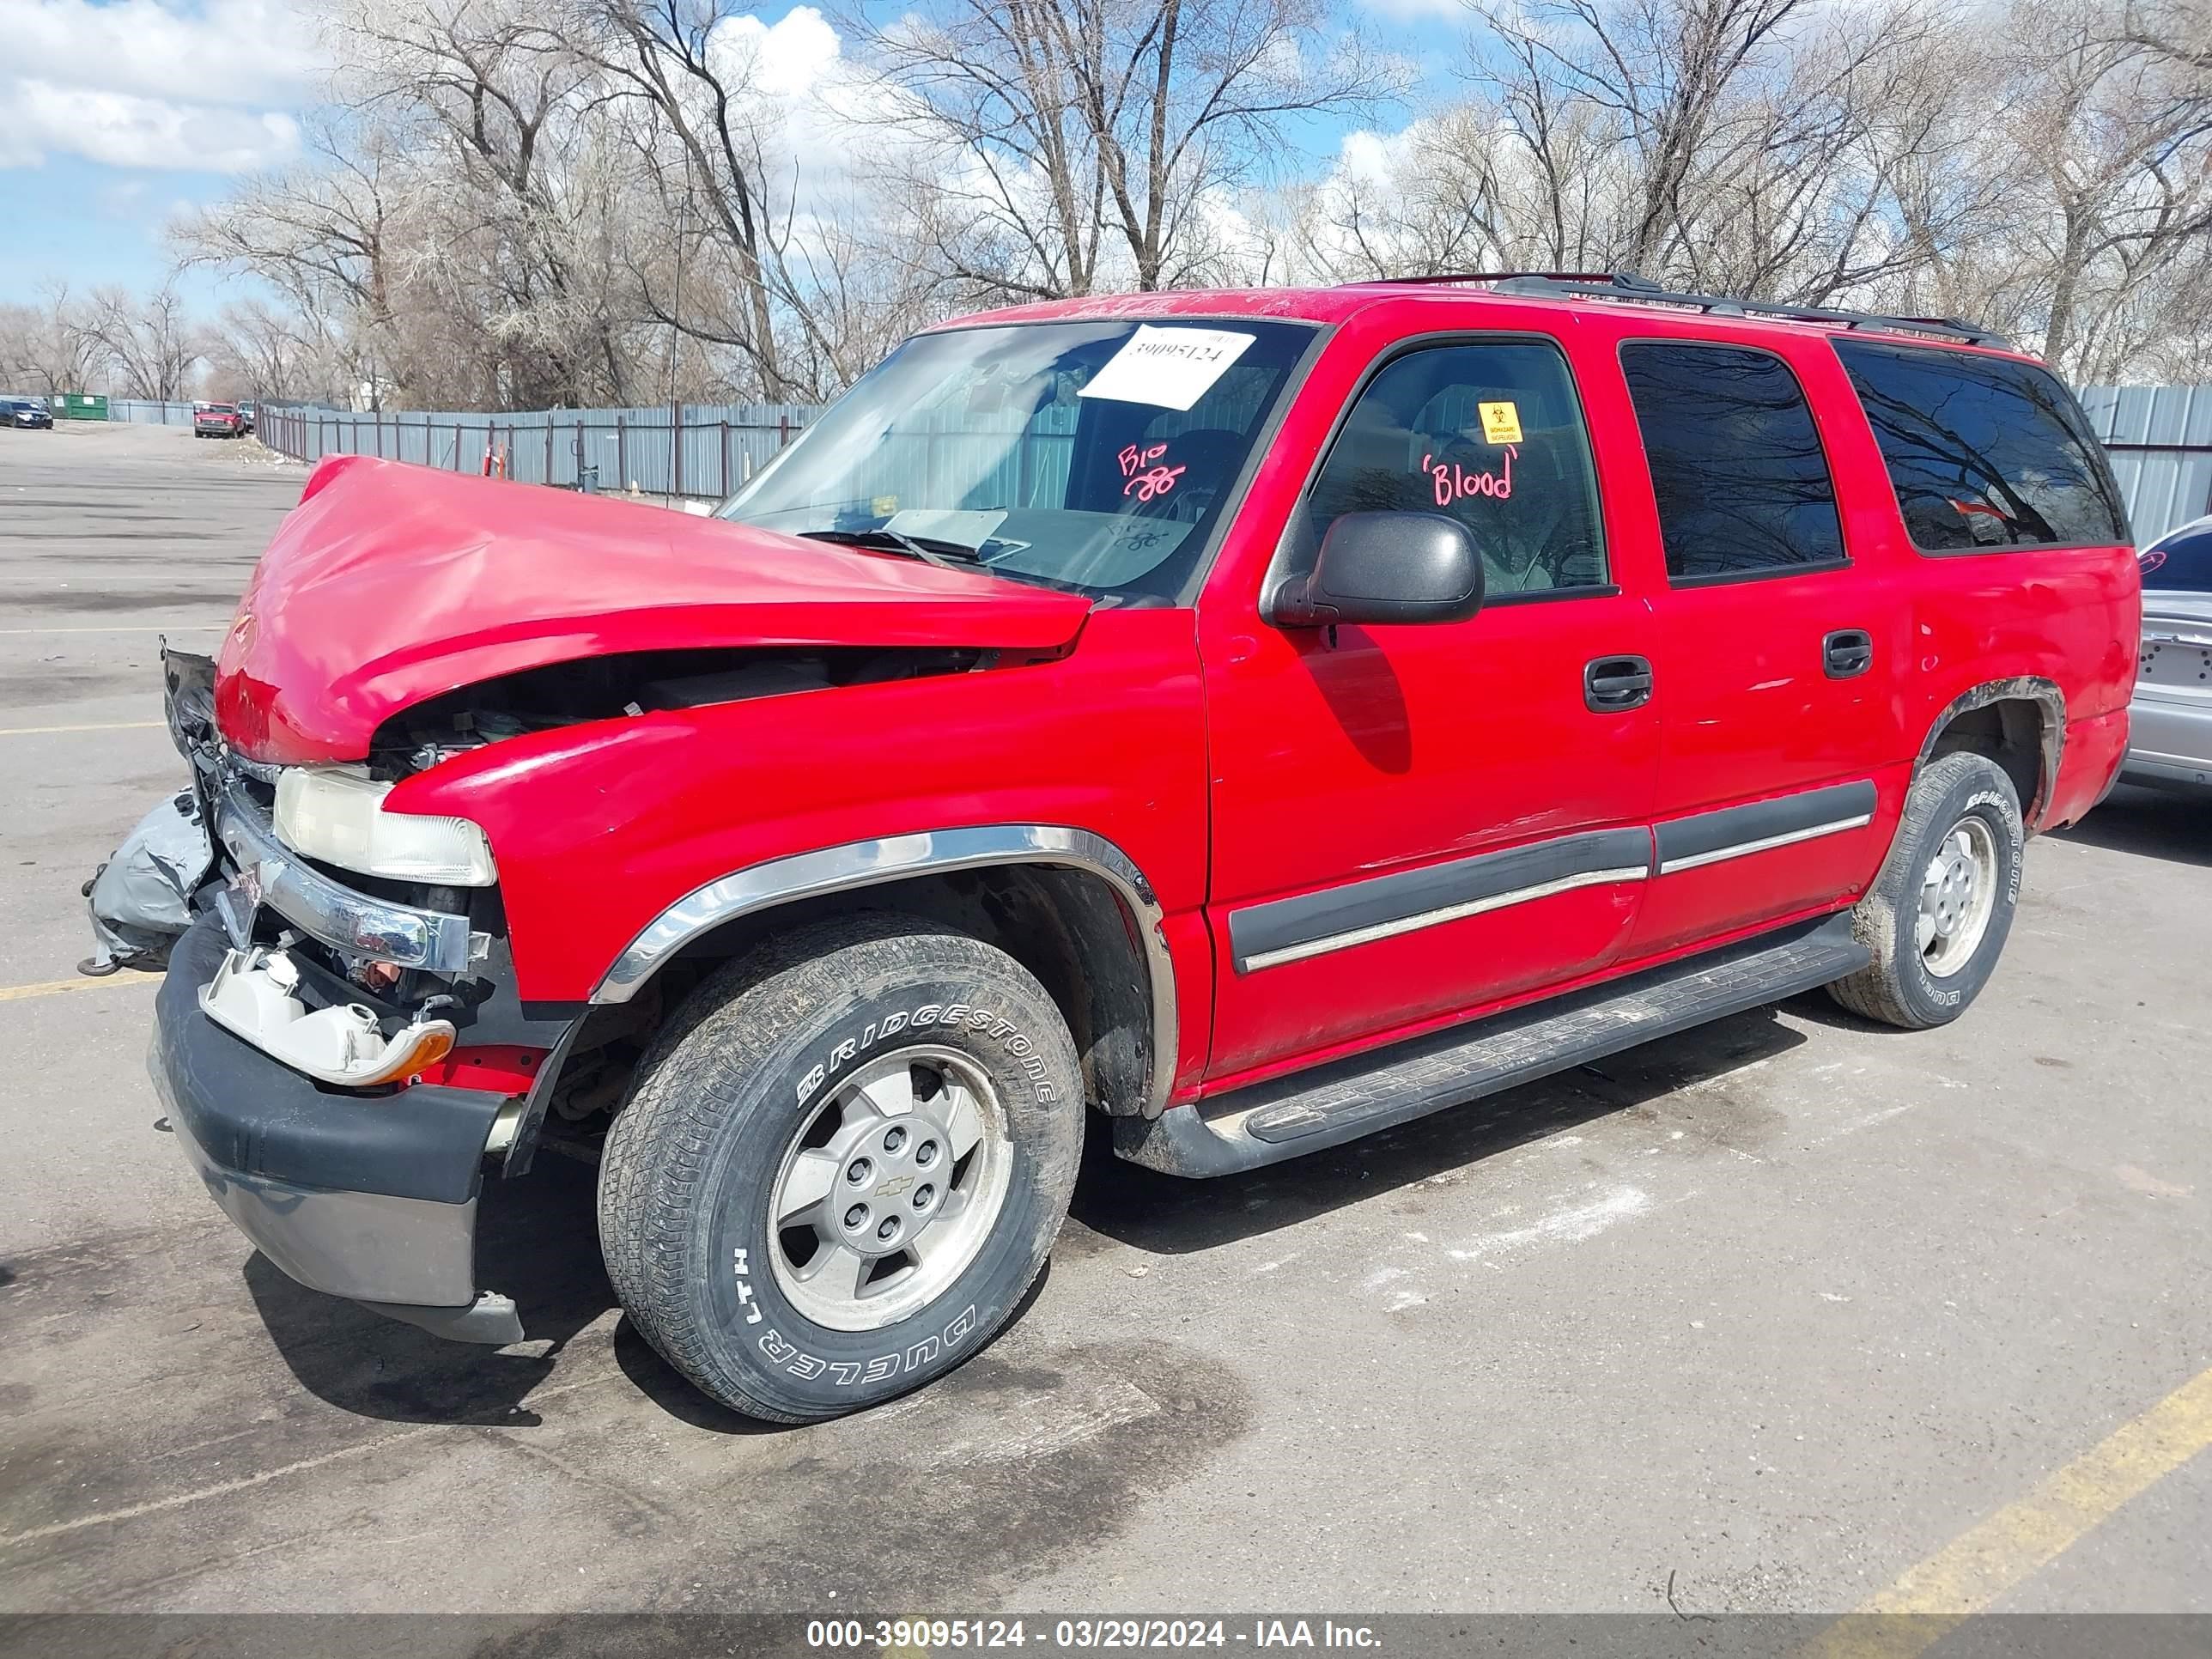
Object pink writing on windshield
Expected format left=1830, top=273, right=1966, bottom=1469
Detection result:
left=1121, top=441, right=1185, bottom=503
left=1420, top=445, right=1516, bottom=507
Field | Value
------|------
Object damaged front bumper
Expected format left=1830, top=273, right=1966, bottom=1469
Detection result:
left=126, top=647, right=569, bottom=1346
left=153, top=916, right=526, bottom=1343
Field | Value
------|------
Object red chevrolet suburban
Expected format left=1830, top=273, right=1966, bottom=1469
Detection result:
left=132, top=274, right=2138, bottom=1422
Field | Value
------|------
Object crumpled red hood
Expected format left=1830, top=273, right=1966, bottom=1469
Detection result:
left=215, top=455, right=1092, bottom=763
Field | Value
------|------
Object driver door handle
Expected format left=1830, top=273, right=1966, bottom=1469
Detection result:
left=1585, top=655, right=1654, bottom=712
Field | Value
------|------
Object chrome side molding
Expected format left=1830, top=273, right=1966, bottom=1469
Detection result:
left=592, top=825, right=1180, bottom=1118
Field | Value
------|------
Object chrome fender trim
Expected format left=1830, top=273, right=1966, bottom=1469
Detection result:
left=592, top=826, right=1179, bottom=1118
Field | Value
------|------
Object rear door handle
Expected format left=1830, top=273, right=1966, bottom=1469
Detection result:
left=1584, top=654, right=1654, bottom=712
left=1823, top=629, right=1874, bottom=679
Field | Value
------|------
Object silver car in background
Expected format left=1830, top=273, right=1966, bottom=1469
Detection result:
left=2127, top=514, right=2212, bottom=791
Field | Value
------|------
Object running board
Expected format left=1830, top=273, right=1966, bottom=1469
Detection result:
left=1114, top=915, right=1870, bottom=1178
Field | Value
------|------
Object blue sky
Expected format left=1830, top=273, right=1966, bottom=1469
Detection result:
left=0, top=0, right=1451, bottom=312
left=1, top=156, right=240, bottom=302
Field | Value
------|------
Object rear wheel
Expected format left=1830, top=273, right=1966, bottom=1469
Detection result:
left=1827, top=751, right=2024, bottom=1029
left=599, top=915, right=1083, bottom=1422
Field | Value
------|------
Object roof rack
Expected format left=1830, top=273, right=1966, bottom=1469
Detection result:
left=1353, top=270, right=2008, bottom=350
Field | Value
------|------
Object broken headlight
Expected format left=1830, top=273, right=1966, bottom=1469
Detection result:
left=272, top=766, right=497, bottom=887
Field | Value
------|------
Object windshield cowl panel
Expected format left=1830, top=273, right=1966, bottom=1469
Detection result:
left=717, top=319, right=1317, bottom=605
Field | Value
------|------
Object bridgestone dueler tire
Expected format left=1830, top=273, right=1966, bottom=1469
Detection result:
left=598, top=914, right=1084, bottom=1423
left=1826, top=752, right=2024, bottom=1030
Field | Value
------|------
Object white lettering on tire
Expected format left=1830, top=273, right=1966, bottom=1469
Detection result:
left=756, top=1304, right=981, bottom=1388
left=797, top=1006, right=1060, bottom=1106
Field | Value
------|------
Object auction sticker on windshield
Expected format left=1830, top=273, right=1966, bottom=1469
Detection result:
left=1079, top=325, right=1257, bottom=411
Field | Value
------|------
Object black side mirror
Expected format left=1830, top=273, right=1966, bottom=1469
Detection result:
left=1271, top=511, right=1486, bottom=628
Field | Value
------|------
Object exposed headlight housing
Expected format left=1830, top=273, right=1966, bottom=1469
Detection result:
left=273, top=767, right=497, bottom=886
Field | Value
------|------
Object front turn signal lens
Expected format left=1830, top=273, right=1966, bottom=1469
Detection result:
left=355, top=1024, right=457, bottom=1087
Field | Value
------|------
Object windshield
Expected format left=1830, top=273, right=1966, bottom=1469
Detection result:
left=717, top=319, right=1316, bottom=602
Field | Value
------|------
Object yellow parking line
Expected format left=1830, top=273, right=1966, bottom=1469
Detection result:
left=1803, top=1363, right=2212, bottom=1658
left=0, top=973, right=161, bottom=1003
left=0, top=720, right=164, bottom=736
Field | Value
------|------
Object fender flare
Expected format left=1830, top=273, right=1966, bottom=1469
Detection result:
left=1915, top=676, right=2067, bottom=826
left=589, top=824, right=1179, bottom=1119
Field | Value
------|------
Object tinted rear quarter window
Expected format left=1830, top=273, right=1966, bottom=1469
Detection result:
left=2140, top=521, right=2212, bottom=592
left=1619, top=343, right=1845, bottom=581
left=1832, top=342, right=2129, bottom=550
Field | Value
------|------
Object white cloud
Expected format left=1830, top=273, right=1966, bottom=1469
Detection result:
left=691, top=6, right=941, bottom=243
left=0, top=0, right=320, bottom=172
left=716, top=4, right=845, bottom=101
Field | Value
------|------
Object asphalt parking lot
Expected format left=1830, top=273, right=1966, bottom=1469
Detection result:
left=1, top=422, right=2208, bottom=1643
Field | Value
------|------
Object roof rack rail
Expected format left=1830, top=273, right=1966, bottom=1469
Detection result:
left=1488, top=272, right=2008, bottom=349
left=1352, top=270, right=1650, bottom=289
left=1349, top=269, right=2008, bottom=349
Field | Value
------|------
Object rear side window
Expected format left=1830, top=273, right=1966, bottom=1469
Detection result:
left=1619, top=343, right=1845, bottom=581
left=1832, top=342, right=2129, bottom=550
left=2140, top=520, right=2212, bottom=592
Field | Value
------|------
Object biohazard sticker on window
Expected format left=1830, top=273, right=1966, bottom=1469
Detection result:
left=1479, top=401, right=1524, bottom=445
left=1079, top=326, right=1257, bottom=412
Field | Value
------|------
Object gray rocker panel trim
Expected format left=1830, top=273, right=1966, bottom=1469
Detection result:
left=1653, top=780, right=1878, bottom=874
left=592, top=824, right=1178, bottom=1118
left=1230, top=827, right=1653, bottom=975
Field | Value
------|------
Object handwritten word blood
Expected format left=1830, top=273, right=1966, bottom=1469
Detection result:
left=1120, top=441, right=1186, bottom=503
left=1420, top=445, right=1516, bottom=507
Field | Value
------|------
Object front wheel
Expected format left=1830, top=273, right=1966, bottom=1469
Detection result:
left=599, top=915, right=1084, bottom=1422
left=1827, top=751, right=2024, bottom=1029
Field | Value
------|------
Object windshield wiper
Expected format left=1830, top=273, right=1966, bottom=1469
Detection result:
left=797, top=528, right=983, bottom=568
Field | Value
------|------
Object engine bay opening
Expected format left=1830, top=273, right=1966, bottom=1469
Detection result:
left=368, top=646, right=990, bottom=778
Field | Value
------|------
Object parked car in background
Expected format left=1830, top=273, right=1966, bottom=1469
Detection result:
left=2126, top=515, right=2212, bottom=791
left=237, top=401, right=258, bottom=433
left=3, top=397, right=54, bottom=429
left=194, top=403, right=246, bottom=440
left=106, top=273, right=2137, bottom=1424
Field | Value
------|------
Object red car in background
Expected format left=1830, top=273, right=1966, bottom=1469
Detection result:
left=117, top=272, right=2137, bottom=1424
left=193, top=403, right=246, bottom=439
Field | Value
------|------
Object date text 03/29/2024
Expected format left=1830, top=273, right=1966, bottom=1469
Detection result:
left=805, top=1620, right=1382, bottom=1650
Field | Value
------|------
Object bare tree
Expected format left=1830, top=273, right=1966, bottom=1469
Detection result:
left=2124, top=0, right=2212, bottom=74
left=120, top=0, right=2212, bottom=404
left=329, top=0, right=639, bottom=404
left=0, top=283, right=103, bottom=396
left=200, top=297, right=347, bottom=400
left=171, top=118, right=405, bottom=401
left=573, top=0, right=805, bottom=398
left=2004, top=0, right=2212, bottom=376
left=841, top=0, right=1400, bottom=300
left=78, top=286, right=205, bottom=400
left=1469, top=0, right=1830, bottom=276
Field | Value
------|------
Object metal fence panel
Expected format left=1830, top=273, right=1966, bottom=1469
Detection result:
left=256, top=400, right=818, bottom=499
left=2079, top=383, right=2212, bottom=546
left=108, top=399, right=197, bottom=425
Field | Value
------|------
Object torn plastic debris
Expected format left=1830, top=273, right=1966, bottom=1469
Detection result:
left=80, top=789, right=214, bottom=975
